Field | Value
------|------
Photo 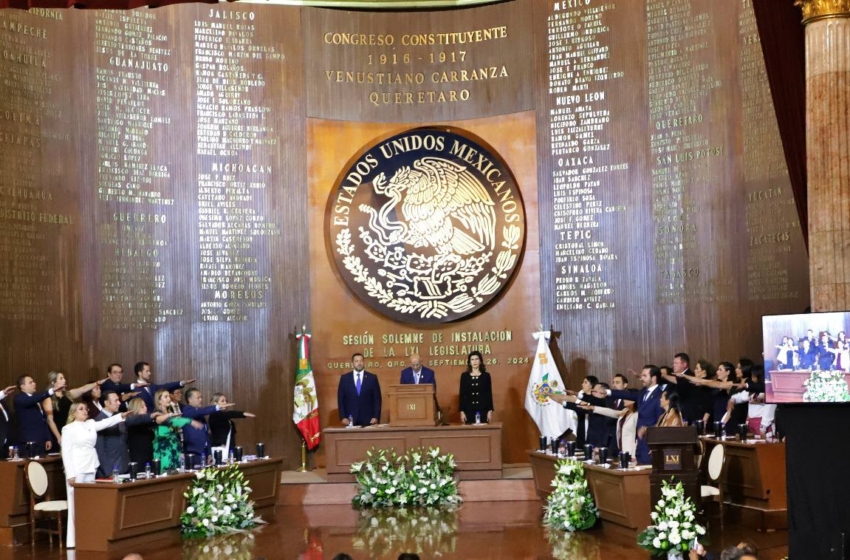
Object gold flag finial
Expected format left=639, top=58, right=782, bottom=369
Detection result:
left=796, top=0, right=850, bottom=24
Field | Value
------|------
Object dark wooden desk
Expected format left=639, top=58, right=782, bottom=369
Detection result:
left=701, top=437, right=787, bottom=530
left=528, top=451, right=652, bottom=532
left=72, top=458, right=282, bottom=553
left=0, top=456, right=66, bottom=546
left=324, top=423, right=502, bottom=482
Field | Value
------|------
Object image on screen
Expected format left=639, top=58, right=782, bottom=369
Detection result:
left=763, top=312, right=850, bottom=403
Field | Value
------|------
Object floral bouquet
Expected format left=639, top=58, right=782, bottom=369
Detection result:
left=543, top=459, right=598, bottom=532
left=181, top=464, right=264, bottom=538
left=804, top=369, right=850, bottom=402
left=638, top=480, right=705, bottom=558
left=350, top=447, right=462, bottom=509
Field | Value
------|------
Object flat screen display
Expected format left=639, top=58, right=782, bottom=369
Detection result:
left=763, top=312, right=850, bottom=403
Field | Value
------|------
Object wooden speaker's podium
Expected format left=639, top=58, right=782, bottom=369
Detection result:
left=646, top=426, right=700, bottom=507
left=387, top=384, right=437, bottom=427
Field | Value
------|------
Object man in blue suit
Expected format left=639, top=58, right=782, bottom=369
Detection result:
left=608, top=365, right=665, bottom=465
left=14, top=374, right=64, bottom=456
left=399, top=354, right=436, bottom=387
left=338, top=353, right=382, bottom=427
left=181, top=388, right=234, bottom=466
left=132, top=361, right=194, bottom=412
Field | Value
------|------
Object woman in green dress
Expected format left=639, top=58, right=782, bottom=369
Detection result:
left=153, top=389, right=201, bottom=470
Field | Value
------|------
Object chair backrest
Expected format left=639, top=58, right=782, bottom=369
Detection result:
left=707, top=444, right=725, bottom=482
left=25, top=460, right=49, bottom=499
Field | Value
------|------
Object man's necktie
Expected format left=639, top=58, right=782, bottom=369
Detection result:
left=414, top=372, right=419, bottom=384
left=356, top=373, right=362, bottom=396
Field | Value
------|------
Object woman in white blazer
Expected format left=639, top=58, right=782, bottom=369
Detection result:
left=61, top=402, right=127, bottom=548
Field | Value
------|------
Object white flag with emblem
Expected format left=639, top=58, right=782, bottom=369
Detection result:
left=525, top=330, right=576, bottom=439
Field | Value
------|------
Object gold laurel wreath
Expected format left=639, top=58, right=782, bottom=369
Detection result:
left=336, top=224, right=520, bottom=320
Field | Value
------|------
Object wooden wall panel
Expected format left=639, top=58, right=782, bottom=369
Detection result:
left=0, top=8, right=87, bottom=380
left=533, top=0, right=809, bottom=390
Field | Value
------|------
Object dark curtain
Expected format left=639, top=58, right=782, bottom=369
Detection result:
left=752, top=0, right=808, bottom=249
left=780, top=404, right=850, bottom=559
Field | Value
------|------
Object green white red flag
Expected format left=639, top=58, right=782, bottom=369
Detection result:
left=294, top=331, right=321, bottom=450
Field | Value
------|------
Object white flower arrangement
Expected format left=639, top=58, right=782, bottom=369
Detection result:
left=803, top=370, right=850, bottom=402
left=543, top=459, right=598, bottom=532
left=638, top=480, right=705, bottom=556
left=350, top=447, right=462, bottom=509
left=181, top=465, right=264, bottom=538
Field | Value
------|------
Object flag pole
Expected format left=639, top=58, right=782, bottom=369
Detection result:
left=297, top=439, right=308, bottom=472
left=297, top=324, right=308, bottom=472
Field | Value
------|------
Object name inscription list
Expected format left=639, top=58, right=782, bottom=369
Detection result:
left=195, top=8, right=282, bottom=322
left=95, top=10, right=182, bottom=329
left=548, top=0, right=624, bottom=312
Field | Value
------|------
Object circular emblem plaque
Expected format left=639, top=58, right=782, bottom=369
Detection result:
left=327, top=126, right=526, bottom=323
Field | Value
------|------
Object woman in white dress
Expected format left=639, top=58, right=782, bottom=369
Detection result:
left=60, top=402, right=128, bottom=548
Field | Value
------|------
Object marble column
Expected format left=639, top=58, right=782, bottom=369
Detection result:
left=800, top=0, right=850, bottom=312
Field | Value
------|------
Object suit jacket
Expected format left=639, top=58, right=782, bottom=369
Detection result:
left=400, top=366, right=436, bottom=387
left=566, top=393, right=608, bottom=448
left=181, top=405, right=218, bottom=455
left=127, top=421, right=154, bottom=466
left=133, top=381, right=183, bottom=411
left=100, top=379, right=134, bottom=396
left=13, top=390, right=52, bottom=446
left=94, top=411, right=154, bottom=477
left=101, top=379, right=137, bottom=412
left=593, top=405, right=637, bottom=457
left=610, top=386, right=665, bottom=430
left=338, top=370, right=382, bottom=427
left=209, top=410, right=247, bottom=449
left=798, top=349, right=817, bottom=369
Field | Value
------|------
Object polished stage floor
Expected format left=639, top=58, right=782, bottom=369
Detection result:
left=0, top=502, right=788, bottom=560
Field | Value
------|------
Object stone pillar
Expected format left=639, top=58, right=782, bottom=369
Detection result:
left=800, top=0, right=850, bottom=312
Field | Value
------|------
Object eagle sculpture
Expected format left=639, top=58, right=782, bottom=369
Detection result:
left=368, top=157, right=497, bottom=259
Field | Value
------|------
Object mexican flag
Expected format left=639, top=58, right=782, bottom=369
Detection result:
left=294, top=331, right=321, bottom=450
left=525, top=330, right=576, bottom=439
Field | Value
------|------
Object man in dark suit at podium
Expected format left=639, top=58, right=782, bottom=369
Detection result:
left=399, top=354, right=436, bottom=387
left=607, top=365, right=665, bottom=465
left=338, top=353, right=382, bottom=427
